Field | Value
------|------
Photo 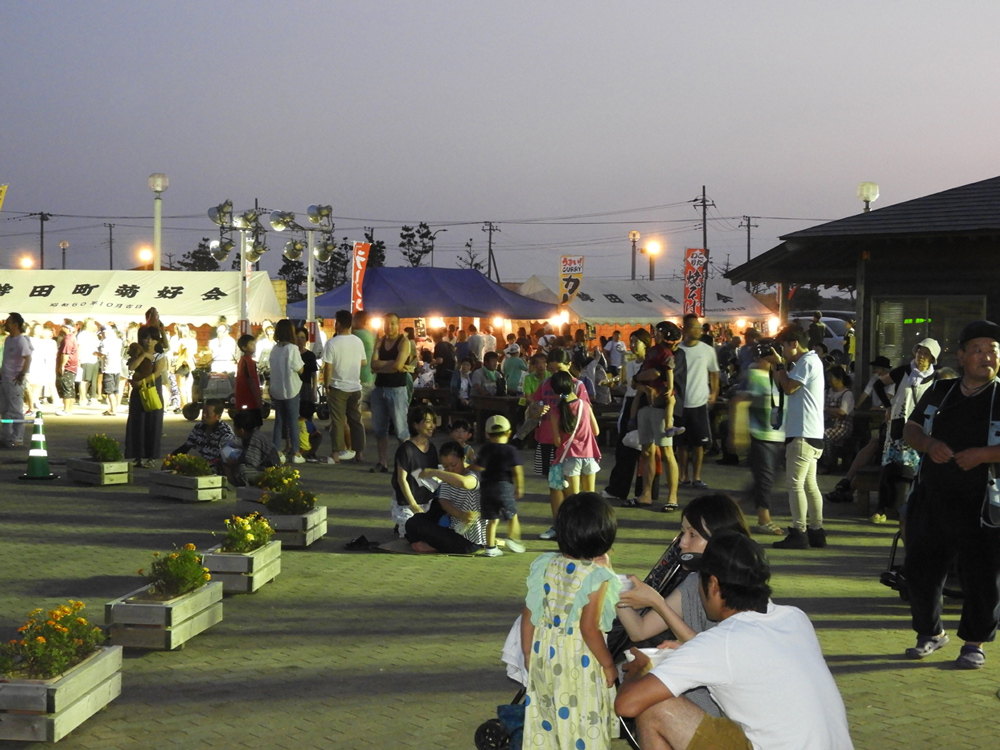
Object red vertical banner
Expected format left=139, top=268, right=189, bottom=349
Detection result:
left=351, top=242, right=371, bottom=313
left=683, top=248, right=708, bottom=317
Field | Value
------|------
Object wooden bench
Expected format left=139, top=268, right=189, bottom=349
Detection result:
left=853, top=465, right=881, bottom=516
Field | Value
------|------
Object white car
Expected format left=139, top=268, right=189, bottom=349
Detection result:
left=789, top=316, right=849, bottom=363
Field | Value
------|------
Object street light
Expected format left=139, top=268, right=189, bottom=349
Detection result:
left=858, top=182, right=879, bottom=212
left=138, top=247, right=153, bottom=271
left=629, top=230, right=640, bottom=281
left=148, top=173, right=168, bottom=271
left=273, top=206, right=335, bottom=346
left=19, top=256, right=34, bottom=269
left=207, top=201, right=269, bottom=336
left=641, top=241, right=661, bottom=281
left=59, top=240, right=69, bottom=270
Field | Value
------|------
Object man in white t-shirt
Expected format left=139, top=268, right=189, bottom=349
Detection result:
left=603, top=330, right=627, bottom=378
left=767, top=324, right=828, bottom=549
left=322, top=310, right=368, bottom=464
left=617, top=532, right=853, bottom=750
left=676, top=314, right=720, bottom=489
left=467, top=325, right=487, bottom=363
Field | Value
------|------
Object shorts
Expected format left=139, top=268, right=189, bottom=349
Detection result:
left=561, top=457, right=600, bottom=477
left=390, top=498, right=430, bottom=537
left=637, top=405, right=673, bottom=448
left=689, top=713, right=752, bottom=750
left=481, top=481, right=518, bottom=521
left=679, top=405, right=712, bottom=448
left=57, top=371, right=77, bottom=399
left=102, top=373, right=120, bottom=395
left=534, top=443, right=556, bottom=476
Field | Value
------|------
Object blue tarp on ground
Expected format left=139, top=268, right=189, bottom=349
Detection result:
left=287, top=267, right=557, bottom=320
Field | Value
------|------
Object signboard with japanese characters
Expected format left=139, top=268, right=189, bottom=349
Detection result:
left=351, top=242, right=371, bottom=313
left=683, top=248, right=709, bottom=317
left=559, top=255, right=585, bottom=304
left=0, top=270, right=282, bottom=325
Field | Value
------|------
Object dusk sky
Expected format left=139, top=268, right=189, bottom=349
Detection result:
left=3, top=1, right=998, bottom=285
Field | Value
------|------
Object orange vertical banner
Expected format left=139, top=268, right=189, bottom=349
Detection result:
left=683, top=248, right=708, bottom=317
left=351, top=242, right=371, bottom=313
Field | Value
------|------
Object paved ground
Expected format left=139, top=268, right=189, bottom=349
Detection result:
left=1, top=404, right=998, bottom=749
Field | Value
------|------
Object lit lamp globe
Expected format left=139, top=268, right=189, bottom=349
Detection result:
left=19, top=256, right=34, bottom=269
left=138, top=247, right=154, bottom=270
left=857, top=182, right=879, bottom=212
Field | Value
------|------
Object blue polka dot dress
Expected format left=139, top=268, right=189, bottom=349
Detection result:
left=523, top=552, right=622, bottom=750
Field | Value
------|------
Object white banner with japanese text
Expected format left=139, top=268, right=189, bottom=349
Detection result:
left=559, top=255, right=585, bottom=304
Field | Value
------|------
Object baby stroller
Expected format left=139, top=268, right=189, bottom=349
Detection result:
left=475, top=536, right=687, bottom=750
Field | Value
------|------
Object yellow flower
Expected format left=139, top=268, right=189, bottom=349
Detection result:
left=76, top=617, right=87, bottom=625
left=245, top=534, right=254, bottom=542
left=169, top=553, right=179, bottom=560
left=184, top=543, right=196, bottom=551
left=35, top=636, right=46, bottom=644
left=203, top=573, right=211, bottom=580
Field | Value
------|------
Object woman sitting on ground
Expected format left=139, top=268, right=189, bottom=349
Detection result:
left=615, top=493, right=750, bottom=716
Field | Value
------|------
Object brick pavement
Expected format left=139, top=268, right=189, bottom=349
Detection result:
left=1, top=405, right=998, bottom=749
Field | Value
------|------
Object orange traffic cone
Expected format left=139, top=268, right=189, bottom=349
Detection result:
left=20, top=411, right=58, bottom=481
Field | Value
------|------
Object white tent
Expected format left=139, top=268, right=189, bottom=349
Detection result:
left=517, top=276, right=774, bottom=325
left=0, top=270, right=283, bottom=326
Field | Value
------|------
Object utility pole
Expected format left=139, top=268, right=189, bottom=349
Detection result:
left=694, top=187, right=714, bottom=309
left=27, top=212, right=52, bottom=268
left=105, top=223, right=115, bottom=269
left=739, top=215, right=759, bottom=292
left=165, top=252, right=175, bottom=270
left=482, top=222, right=500, bottom=282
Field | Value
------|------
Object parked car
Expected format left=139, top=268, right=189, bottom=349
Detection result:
left=789, top=316, right=849, bottom=363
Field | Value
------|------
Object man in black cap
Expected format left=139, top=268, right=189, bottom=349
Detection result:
left=616, top=532, right=852, bottom=749
left=901, top=319, right=1000, bottom=669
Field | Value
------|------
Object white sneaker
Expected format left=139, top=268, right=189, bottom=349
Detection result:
left=278, top=453, right=287, bottom=465
left=538, top=527, right=557, bottom=540
left=292, top=454, right=306, bottom=464
left=337, top=450, right=357, bottom=461
left=601, top=489, right=622, bottom=502
left=505, top=538, right=526, bottom=554
left=478, top=547, right=503, bottom=557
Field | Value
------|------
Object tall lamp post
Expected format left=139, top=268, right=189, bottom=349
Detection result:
left=629, top=230, right=640, bottom=281
left=148, top=173, right=169, bottom=271
left=641, top=241, right=661, bottom=281
left=858, top=181, right=879, bottom=212
left=209, top=201, right=268, bottom=336
left=59, top=241, right=69, bottom=270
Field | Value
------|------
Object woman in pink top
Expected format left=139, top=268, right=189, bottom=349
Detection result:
left=549, top=370, right=601, bottom=496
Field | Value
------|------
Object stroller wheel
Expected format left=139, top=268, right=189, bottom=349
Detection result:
left=474, top=718, right=510, bottom=750
left=182, top=402, right=202, bottom=421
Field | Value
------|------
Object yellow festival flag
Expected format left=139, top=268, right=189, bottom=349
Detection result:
left=0, top=185, right=7, bottom=213
left=559, top=255, right=585, bottom=304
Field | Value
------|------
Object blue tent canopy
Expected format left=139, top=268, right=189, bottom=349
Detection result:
left=287, top=267, right=557, bottom=320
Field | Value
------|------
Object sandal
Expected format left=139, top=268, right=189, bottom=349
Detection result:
left=660, top=503, right=679, bottom=512
left=753, top=522, right=785, bottom=536
left=956, top=644, right=986, bottom=669
left=621, top=498, right=653, bottom=508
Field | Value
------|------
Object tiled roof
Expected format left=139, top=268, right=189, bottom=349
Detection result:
left=782, top=175, right=1000, bottom=239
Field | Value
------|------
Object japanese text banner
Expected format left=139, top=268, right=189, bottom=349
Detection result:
left=683, top=248, right=708, bottom=317
left=351, top=242, right=371, bottom=313
left=559, top=255, right=585, bottom=304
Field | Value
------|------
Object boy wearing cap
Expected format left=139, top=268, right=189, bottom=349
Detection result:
left=902, top=321, right=1000, bottom=669
left=616, top=532, right=853, bottom=749
left=475, top=414, right=525, bottom=557
left=501, top=343, right=527, bottom=395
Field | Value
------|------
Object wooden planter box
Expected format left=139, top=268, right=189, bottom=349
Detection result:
left=0, top=646, right=123, bottom=742
left=105, top=581, right=223, bottom=650
left=66, top=458, right=132, bottom=486
left=149, top=472, right=226, bottom=502
left=269, top=505, right=327, bottom=549
left=202, top=540, right=282, bottom=594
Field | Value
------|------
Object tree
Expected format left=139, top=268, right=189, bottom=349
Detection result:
left=315, top=236, right=350, bottom=293
left=788, top=285, right=822, bottom=311
left=398, top=222, right=438, bottom=267
left=278, top=256, right=307, bottom=303
left=365, top=227, right=387, bottom=268
left=176, top=238, right=221, bottom=272
left=456, top=237, right=484, bottom=272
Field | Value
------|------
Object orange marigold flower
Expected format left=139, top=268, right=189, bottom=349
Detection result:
left=184, top=543, right=196, bottom=551
left=46, top=620, right=56, bottom=626
left=76, top=618, right=87, bottom=625
left=35, top=636, right=46, bottom=644
left=17, top=625, right=28, bottom=632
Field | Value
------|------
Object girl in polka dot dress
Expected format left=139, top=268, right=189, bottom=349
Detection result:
left=520, top=492, right=622, bottom=750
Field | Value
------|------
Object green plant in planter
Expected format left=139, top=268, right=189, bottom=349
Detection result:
left=262, top=486, right=317, bottom=515
left=87, top=433, right=124, bottom=462
left=218, top=513, right=274, bottom=553
left=162, top=453, right=213, bottom=477
left=0, top=600, right=105, bottom=679
left=139, top=544, right=211, bottom=599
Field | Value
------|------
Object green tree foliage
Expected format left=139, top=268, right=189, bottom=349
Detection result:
left=456, top=237, right=484, bottom=272
left=315, top=236, right=350, bottom=293
left=278, top=257, right=307, bottom=303
left=177, top=238, right=221, bottom=272
left=365, top=227, right=387, bottom=268
left=398, top=222, right=439, bottom=267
